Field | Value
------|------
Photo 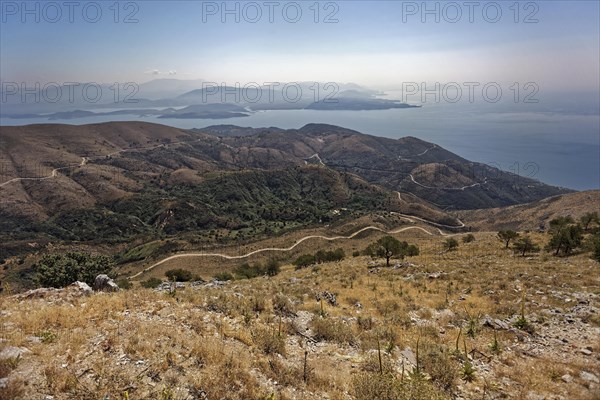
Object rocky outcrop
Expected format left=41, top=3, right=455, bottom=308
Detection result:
left=14, top=281, right=92, bottom=301
left=93, top=275, right=119, bottom=292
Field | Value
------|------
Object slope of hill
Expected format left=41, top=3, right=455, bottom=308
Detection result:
left=0, top=121, right=571, bottom=266
left=0, top=122, right=571, bottom=213
left=1, top=233, right=598, bottom=400
left=460, top=190, right=600, bottom=232
left=211, top=123, right=572, bottom=209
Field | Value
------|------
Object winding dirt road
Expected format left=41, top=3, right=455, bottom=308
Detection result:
left=129, top=224, right=445, bottom=279
left=408, top=174, right=487, bottom=191
left=0, top=141, right=467, bottom=279
left=0, top=157, right=88, bottom=188
left=129, top=189, right=466, bottom=279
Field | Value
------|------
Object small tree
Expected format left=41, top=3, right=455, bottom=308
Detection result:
left=512, top=236, right=540, bottom=256
left=315, top=250, right=327, bottom=264
left=580, top=212, right=599, bottom=231
left=443, top=238, right=459, bottom=252
left=549, top=216, right=575, bottom=233
left=265, top=259, right=281, bottom=277
left=590, top=234, right=600, bottom=262
left=331, top=248, right=345, bottom=261
left=497, top=230, right=519, bottom=248
left=365, top=236, right=402, bottom=267
left=547, top=223, right=583, bottom=256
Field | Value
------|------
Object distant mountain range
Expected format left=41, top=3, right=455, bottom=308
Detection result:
left=0, top=80, right=415, bottom=119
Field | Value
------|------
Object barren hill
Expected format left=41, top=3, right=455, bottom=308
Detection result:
left=460, top=190, right=600, bottom=232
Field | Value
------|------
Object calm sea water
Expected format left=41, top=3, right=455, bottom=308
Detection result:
left=2, top=93, right=598, bottom=191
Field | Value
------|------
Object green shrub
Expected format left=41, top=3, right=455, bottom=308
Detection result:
left=140, top=277, right=162, bottom=288
left=235, top=262, right=264, bottom=279
left=293, top=254, right=315, bottom=269
left=421, top=344, right=458, bottom=392
left=443, top=238, right=459, bottom=252
left=265, top=259, right=281, bottom=277
left=407, top=244, right=420, bottom=256
left=35, top=252, right=114, bottom=288
left=214, top=272, right=234, bottom=281
left=583, top=232, right=600, bottom=262
left=115, top=279, right=133, bottom=289
left=462, top=234, right=475, bottom=243
left=165, top=268, right=193, bottom=282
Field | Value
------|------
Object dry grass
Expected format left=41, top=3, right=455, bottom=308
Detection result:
left=1, top=231, right=599, bottom=399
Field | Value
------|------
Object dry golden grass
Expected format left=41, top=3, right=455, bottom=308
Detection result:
left=1, top=231, right=599, bottom=399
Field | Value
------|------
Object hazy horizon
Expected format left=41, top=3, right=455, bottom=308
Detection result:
left=1, top=1, right=599, bottom=91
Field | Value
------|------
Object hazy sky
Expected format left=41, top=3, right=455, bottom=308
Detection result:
left=1, top=1, right=599, bottom=91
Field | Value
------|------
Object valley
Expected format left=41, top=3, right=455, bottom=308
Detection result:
left=0, top=122, right=598, bottom=400
left=0, top=121, right=573, bottom=288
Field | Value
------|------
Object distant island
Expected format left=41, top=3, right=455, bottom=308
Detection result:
left=306, top=98, right=420, bottom=111
left=1, top=81, right=421, bottom=121
left=5, top=104, right=251, bottom=120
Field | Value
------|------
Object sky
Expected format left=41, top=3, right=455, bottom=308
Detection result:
left=1, top=0, right=599, bottom=92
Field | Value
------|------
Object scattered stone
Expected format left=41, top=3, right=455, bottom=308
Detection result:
left=15, top=287, right=59, bottom=300
left=205, top=280, right=226, bottom=288
left=70, top=281, right=92, bottom=295
left=26, top=335, right=42, bottom=344
left=155, top=282, right=172, bottom=291
left=580, top=348, right=593, bottom=356
left=93, top=275, right=119, bottom=292
left=0, top=346, right=31, bottom=360
left=315, top=291, right=337, bottom=306
left=393, top=262, right=415, bottom=269
left=399, top=347, right=416, bottom=366
left=561, top=374, right=573, bottom=383
left=482, top=315, right=510, bottom=330
left=526, top=391, right=545, bottom=400
left=580, top=371, right=599, bottom=384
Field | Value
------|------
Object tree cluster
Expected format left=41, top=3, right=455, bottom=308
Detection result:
left=293, top=248, right=345, bottom=269
left=235, top=259, right=281, bottom=278
left=495, top=212, right=600, bottom=260
left=35, top=252, right=114, bottom=288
